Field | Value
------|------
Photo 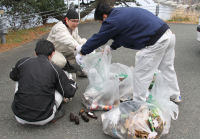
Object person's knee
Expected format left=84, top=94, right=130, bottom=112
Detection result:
left=51, top=51, right=67, bottom=68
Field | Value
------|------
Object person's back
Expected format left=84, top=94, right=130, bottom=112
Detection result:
left=11, top=55, right=60, bottom=121
left=107, top=7, right=167, bottom=49
left=10, top=39, right=77, bottom=125
left=80, top=7, right=169, bottom=55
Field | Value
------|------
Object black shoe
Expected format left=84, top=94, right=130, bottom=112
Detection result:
left=76, top=70, right=87, bottom=78
left=64, top=61, right=87, bottom=78
left=51, top=109, right=65, bottom=123
left=63, top=61, right=77, bottom=73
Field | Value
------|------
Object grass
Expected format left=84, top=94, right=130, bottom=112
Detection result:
left=0, top=23, right=54, bottom=52
left=168, top=8, right=200, bottom=24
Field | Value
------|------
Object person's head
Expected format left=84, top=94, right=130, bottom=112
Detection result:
left=35, top=39, right=55, bottom=59
left=64, top=9, right=79, bottom=31
left=94, top=3, right=112, bottom=22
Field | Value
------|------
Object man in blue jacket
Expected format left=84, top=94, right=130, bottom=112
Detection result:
left=76, top=3, right=181, bottom=103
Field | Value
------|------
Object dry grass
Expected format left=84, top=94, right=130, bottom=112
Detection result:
left=0, top=23, right=54, bottom=53
left=168, top=8, right=200, bottom=24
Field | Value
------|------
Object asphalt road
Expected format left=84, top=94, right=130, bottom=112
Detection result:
left=0, top=22, right=200, bottom=139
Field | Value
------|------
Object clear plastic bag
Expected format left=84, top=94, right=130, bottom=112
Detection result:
left=81, top=46, right=120, bottom=110
left=101, top=101, right=163, bottom=139
left=83, top=77, right=119, bottom=110
left=101, top=72, right=179, bottom=139
left=110, top=63, right=134, bottom=102
left=81, top=46, right=111, bottom=80
left=147, top=71, right=179, bottom=135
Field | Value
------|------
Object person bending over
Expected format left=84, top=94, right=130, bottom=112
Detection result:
left=76, top=3, right=181, bottom=103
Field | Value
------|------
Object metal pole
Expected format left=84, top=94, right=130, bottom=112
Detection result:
left=155, top=3, right=159, bottom=16
left=199, top=16, right=200, bottom=25
left=197, top=16, right=200, bottom=41
left=78, top=0, right=80, bottom=20
left=0, top=34, right=6, bottom=44
left=0, top=10, right=6, bottom=44
left=67, top=0, right=69, bottom=9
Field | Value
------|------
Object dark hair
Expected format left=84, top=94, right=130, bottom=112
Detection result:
left=35, top=39, right=55, bottom=56
left=94, top=3, right=112, bottom=21
left=65, top=9, right=79, bottom=20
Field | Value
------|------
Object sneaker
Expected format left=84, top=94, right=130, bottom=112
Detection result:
left=51, top=109, right=65, bottom=123
left=170, top=95, right=182, bottom=104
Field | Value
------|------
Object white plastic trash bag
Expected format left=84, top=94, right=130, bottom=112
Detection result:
left=83, top=77, right=119, bottom=110
left=102, top=71, right=179, bottom=139
left=101, top=100, right=164, bottom=139
left=81, top=46, right=120, bottom=110
left=147, top=71, right=179, bottom=135
left=110, top=63, right=134, bottom=101
left=81, top=46, right=111, bottom=78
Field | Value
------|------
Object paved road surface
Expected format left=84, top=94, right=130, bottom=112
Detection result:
left=0, top=22, right=200, bottom=139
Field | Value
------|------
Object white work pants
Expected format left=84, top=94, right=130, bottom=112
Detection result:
left=133, top=29, right=180, bottom=101
left=14, top=83, right=63, bottom=125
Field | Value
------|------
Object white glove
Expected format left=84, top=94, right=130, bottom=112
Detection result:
left=75, top=53, right=83, bottom=66
left=75, top=45, right=82, bottom=53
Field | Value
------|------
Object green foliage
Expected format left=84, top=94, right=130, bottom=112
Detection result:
left=27, top=0, right=67, bottom=24
left=1, top=0, right=67, bottom=28
left=1, top=0, right=36, bottom=30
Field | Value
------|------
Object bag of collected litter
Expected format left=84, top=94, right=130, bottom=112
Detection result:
left=101, top=100, right=165, bottom=139
left=101, top=71, right=179, bottom=139
left=110, top=63, right=134, bottom=102
left=81, top=46, right=120, bottom=110
left=147, top=71, right=179, bottom=135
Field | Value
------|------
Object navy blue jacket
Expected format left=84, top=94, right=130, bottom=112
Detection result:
left=81, top=7, right=169, bottom=55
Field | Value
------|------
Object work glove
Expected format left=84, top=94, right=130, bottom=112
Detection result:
left=75, top=45, right=82, bottom=53
left=75, top=53, right=83, bottom=66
